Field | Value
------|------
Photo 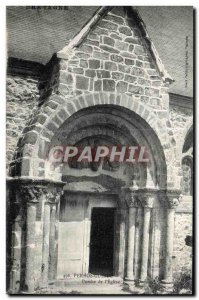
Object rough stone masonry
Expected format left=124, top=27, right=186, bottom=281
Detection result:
left=6, top=6, right=193, bottom=294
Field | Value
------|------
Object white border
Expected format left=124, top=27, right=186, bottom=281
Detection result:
left=1, top=1, right=198, bottom=299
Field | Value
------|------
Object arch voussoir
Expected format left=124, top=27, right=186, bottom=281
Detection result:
left=131, top=99, right=139, bottom=113
left=85, top=93, right=95, bottom=107
left=137, top=102, right=145, bottom=116
left=45, top=100, right=59, bottom=110
left=73, top=98, right=83, bottom=111
left=57, top=108, right=70, bottom=121
left=119, top=93, right=129, bottom=108
left=65, top=101, right=77, bottom=115
left=115, top=94, right=121, bottom=106
left=98, top=92, right=106, bottom=104
left=80, top=94, right=90, bottom=108
left=109, top=93, right=116, bottom=105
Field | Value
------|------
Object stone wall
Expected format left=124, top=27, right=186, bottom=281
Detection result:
left=6, top=75, right=40, bottom=173
left=169, top=104, right=192, bottom=155
left=169, top=104, right=193, bottom=275
left=173, top=212, right=192, bottom=275
left=9, top=6, right=183, bottom=188
left=56, top=7, right=170, bottom=114
left=7, top=7, right=178, bottom=180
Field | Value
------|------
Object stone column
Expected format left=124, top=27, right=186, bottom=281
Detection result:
left=48, top=190, right=63, bottom=281
left=118, top=207, right=127, bottom=277
left=125, top=191, right=138, bottom=283
left=139, top=192, right=154, bottom=284
left=48, top=203, right=56, bottom=281
left=134, top=206, right=143, bottom=279
left=164, top=208, right=175, bottom=283
left=8, top=180, right=64, bottom=293
left=41, top=190, right=63, bottom=285
left=161, top=192, right=181, bottom=288
left=25, top=201, right=38, bottom=292
left=54, top=199, right=60, bottom=280
left=23, top=187, right=41, bottom=293
left=126, top=206, right=136, bottom=281
left=9, top=200, right=21, bottom=293
left=41, top=201, right=51, bottom=286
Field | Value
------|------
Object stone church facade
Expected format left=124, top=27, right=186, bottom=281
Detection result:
left=6, top=7, right=193, bottom=294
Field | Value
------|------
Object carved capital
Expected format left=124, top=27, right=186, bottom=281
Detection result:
left=20, top=186, right=42, bottom=204
left=158, top=189, right=182, bottom=209
left=18, top=185, right=64, bottom=205
left=126, top=194, right=141, bottom=208
left=137, top=189, right=157, bottom=208
left=45, top=189, right=64, bottom=204
left=139, top=194, right=154, bottom=208
left=167, top=195, right=182, bottom=209
left=122, top=188, right=141, bottom=207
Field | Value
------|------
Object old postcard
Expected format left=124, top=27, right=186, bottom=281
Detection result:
left=6, top=6, right=194, bottom=295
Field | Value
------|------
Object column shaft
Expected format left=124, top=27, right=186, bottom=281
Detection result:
left=9, top=203, right=21, bottom=293
left=140, top=207, right=151, bottom=283
left=48, top=204, right=56, bottom=280
left=25, top=202, right=37, bottom=293
left=126, top=207, right=136, bottom=281
left=134, top=207, right=143, bottom=279
left=41, top=202, right=51, bottom=285
left=163, top=208, right=175, bottom=283
left=118, top=208, right=126, bottom=277
left=54, top=201, right=60, bottom=279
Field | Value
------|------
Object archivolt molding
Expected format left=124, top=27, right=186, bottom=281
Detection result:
left=34, top=92, right=172, bottom=152
left=12, top=92, right=179, bottom=188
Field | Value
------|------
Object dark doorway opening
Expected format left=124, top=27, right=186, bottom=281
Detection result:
left=89, top=207, right=115, bottom=276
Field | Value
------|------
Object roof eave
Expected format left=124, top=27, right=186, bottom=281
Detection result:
left=57, top=6, right=110, bottom=60
left=131, top=7, right=174, bottom=84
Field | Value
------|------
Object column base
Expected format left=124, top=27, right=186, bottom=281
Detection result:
left=139, top=280, right=147, bottom=287
left=125, top=278, right=135, bottom=287
left=125, top=277, right=134, bottom=282
left=40, top=281, right=49, bottom=289
left=139, top=278, right=147, bottom=287
left=161, top=279, right=174, bottom=292
left=124, top=278, right=135, bottom=293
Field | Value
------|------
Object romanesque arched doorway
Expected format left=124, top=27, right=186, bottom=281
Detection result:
left=8, top=93, right=181, bottom=293
left=47, top=104, right=166, bottom=280
left=40, top=103, right=169, bottom=282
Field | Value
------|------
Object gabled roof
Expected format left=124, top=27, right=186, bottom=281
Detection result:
left=7, top=6, right=193, bottom=97
left=57, top=6, right=174, bottom=83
